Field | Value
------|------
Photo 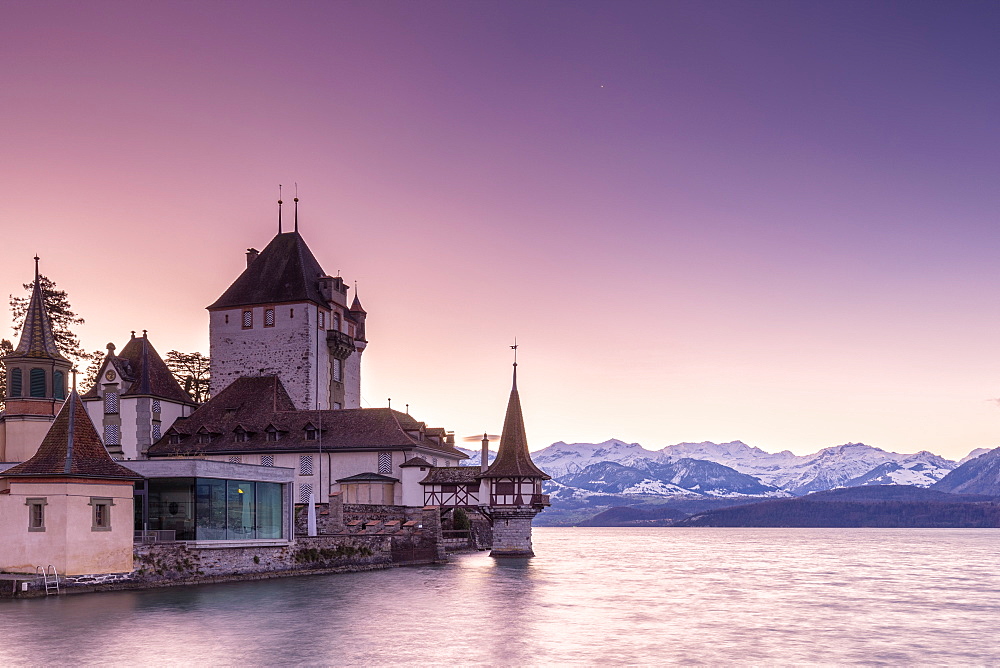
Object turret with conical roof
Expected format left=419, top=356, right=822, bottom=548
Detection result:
left=1, top=258, right=74, bottom=463
left=480, top=356, right=550, bottom=558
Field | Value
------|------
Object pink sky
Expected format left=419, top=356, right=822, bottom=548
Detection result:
left=3, top=1, right=1000, bottom=459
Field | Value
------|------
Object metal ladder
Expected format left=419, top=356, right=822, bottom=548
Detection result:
left=35, top=565, right=59, bottom=595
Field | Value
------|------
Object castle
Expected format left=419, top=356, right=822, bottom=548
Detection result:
left=0, top=207, right=549, bottom=582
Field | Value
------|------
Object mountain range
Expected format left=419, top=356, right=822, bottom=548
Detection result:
left=460, top=439, right=995, bottom=526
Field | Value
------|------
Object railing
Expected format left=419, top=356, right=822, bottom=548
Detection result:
left=134, top=530, right=177, bottom=543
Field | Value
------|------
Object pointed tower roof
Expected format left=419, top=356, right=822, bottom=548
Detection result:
left=207, top=231, right=328, bottom=310
left=2, top=392, right=140, bottom=479
left=119, top=332, right=197, bottom=404
left=11, top=257, right=68, bottom=361
left=481, top=365, right=549, bottom=479
left=350, top=292, right=366, bottom=315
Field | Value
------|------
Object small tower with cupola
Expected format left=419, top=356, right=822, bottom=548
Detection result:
left=0, top=258, right=73, bottom=463
left=479, top=357, right=550, bottom=557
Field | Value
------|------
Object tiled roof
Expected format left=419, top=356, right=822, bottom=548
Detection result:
left=420, top=467, right=481, bottom=484
left=350, top=293, right=366, bottom=315
left=481, top=367, right=549, bottom=479
left=336, top=472, right=399, bottom=483
left=207, top=231, right=329, bottom=310
left=10, top=264, right=68, bottom=361
left=81, top=334, right=196, bottom=405
left=147, top=375, right=466, bottom=458
left=2, top=393, right=141, bottom=480
left=400, top=456, right=432, bottom=468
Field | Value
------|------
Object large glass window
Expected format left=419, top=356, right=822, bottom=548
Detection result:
left=144, top=477, right=285, bottom=541
left=195, top=478, right=227, bottom=540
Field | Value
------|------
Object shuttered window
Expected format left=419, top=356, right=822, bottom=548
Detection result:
left=104, top=392, right=119, bottom=414
left=104, top=424, right=120, bottom=445
left=10, top=368, right=21, bottom=397
left=378, top=452, right=392, bottom=475
left=242, top=310, right=253, bottom=328
left=53, top=371, right=65, bottom=400
left=29, top=368, right=46, bottom=397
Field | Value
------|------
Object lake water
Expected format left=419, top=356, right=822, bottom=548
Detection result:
left=2, top=527, right=1000, bottom=665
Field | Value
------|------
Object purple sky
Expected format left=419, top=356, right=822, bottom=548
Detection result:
left=3, top=1, right=1000, bottom=458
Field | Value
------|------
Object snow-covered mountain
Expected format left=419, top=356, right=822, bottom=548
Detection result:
left=555, top=459, right=785, bottom=498
left=658, top=441, right=955, bottom=494
left=530, top=439, right=660, bottom=477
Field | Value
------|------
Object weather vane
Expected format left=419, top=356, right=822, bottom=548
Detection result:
left=511, top=338, right=518, bottom=366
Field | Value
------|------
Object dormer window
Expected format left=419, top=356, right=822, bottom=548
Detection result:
left=196, top=428, right=214, bottom=445
left=304, top=425, right=318, bottom=441
left=168, top=433, right=183, bottom=445
left=265, top=426, right=281, bottom=442
left=233, top=427, right=249, bottom=442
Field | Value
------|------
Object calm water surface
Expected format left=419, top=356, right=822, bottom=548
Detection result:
left=2, top=528, right=999, bottom=665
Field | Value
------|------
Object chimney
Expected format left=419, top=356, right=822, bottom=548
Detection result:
left=481, top=434, right=489, bottom=472
left=246, top=248, right=259, bottom=267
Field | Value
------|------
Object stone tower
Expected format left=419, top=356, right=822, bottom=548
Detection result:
left=207, top=229, right=366, bottom=411
left=0, top=258, right=73, bottom=463
left=480, top=362, right=550, bottom=557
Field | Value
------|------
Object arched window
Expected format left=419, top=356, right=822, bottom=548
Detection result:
left=53, top=371, right=65, bottom=400
left=29, top=368, right=46, bottom=398
left=10, top=368, right=22, bottom=397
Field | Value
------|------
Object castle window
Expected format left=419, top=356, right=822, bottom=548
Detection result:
left=333, top=402, right=342, bottom=410
left=261, top=455, right=274, bottom=467
left=197, top=430, right=214, bottom=445
left=299, top=455, right=313, bottom=476
left=265, top=426, right=281, bottom=442
left=89, top=497, right=114, bottom=531
left=53, top=371, right=65, bottom=400
left=265, top=308, right=275, bottom=327
left=104, top=392, right=119, bottom=414
left=378, top=452, right=392, bottom=475
left=318, top=310, right=325, bottom=330
left=299, top=483, right=314, bottom=503
left=242, top=310, right=253, bottom=329
left=228, top=455, right=242, bottom=464
left=152, top=422, right=161, bottom=441
left=29, top=368, right=46, bottom=398
left=10, top=368, right=22, bottom=397
left=332, top=357, right=342, bottom=382
left=290, top=308, right=294, bottom=318
left=333, top=313, right=341, bottom=332
left=168, top=433, right=183, bottom=445
left=304, top=427, right=317, bottom=441
left=432, top=458, right=438, bottom=466
left=152, top=399, right=161, bottom=414
left=233, top=427, right=249, bottom=442
left=104, top=424, right=121, bottom=445
left=225, top=314, right=229, bottom=324
left=26, top=498, right=46, bottom=532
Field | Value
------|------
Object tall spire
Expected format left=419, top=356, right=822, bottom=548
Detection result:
left=278, top=184, right=283, bottom=234
left=481, top=353, right=549, bottom=479
left=13, top=257, right=67, bottom=360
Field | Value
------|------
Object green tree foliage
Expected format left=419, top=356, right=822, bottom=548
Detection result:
left=0, top=338, right=12, bottom=405
left=452, top=508, right=471, bottom=531
left=165, top=350, right=211, bottom=403
left=10, top=274, right=87, bottom=364
left=81, top=349, right=106, bottom=391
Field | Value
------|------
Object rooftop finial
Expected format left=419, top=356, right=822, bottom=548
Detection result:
left=71, top=367, right=78, bottom=392
left=33, top=255, right=40, bottom=282
left=142, top=329, right=147, bottom=337
left=511, top=338, right=518, bottom=388
left=278, top=184, right=284, bottom=234
left=294, top=182, right=299, bottom=233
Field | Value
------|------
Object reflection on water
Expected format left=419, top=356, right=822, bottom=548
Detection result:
left=3, top=528, right=1000, bottom=664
